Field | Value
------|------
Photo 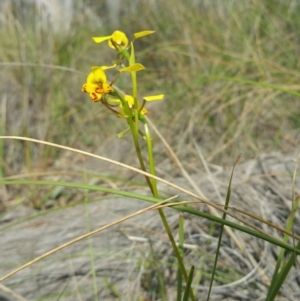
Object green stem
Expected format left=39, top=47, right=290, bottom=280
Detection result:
left=128, top=115, right=154, bottom=194
left=129, top=43, right=139, bottom=139
left=143, top=119, right=158, bottom=196
left=108, top=91, right=154, bottom=193
left=131, top=132, right=155, bottom=195
left=125, top=45, right=194, bottom=299
left=129, top=42, right=138, bottom=102
left=141, top=115, right=195, bottom=301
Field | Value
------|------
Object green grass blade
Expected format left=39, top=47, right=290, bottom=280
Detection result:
left=266, top=155, right=300, bottom=300
left=84, top=193, right=98, bottom=301
left=0, top=96, right=5, bottom=179
left=55, top=278, right=70, bottom=301
left=156, top=208, right=195, bottom=301
left=148, top=239, right=167, bottom=301
left=267, top=197, right=300, bottom=298
left=182, top=266, right=194, bottom=301
left=265, top=249, right=299, bottom=301
left=1, top=180, right=299, bottom=255
left=104, top=277, right=121, bottom=299
left=177, top=213, right=184, bottom=301
left=206, top=155, right=241, bottom=300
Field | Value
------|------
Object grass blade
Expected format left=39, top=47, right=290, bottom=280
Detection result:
left=266, top=250, right=299, bottom=301
left=266, top=154, right=300, bottom=300
left=1, top=180, right=300, bottom=255
left=177, top=213, right=184, bottom=301
left=206, top=154, right=241, bottom=300
left=182, top=266, right=195, bottom=301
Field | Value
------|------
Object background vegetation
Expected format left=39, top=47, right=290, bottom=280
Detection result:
left=0, top=0, right=300, bottom=300
left=0, top=0, right=299, bottom=176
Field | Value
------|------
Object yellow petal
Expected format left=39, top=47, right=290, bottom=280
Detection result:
left=89, top=88, right=103, bottom=102
left=86, top=72, right=95, bottom=84
left=134, top=30, right=155, bottom=39
left=82, top=82, right=99, bottom=94
left=82, top=83, right=88, bottom=93
left=91, top=66, right=101, bottom=71
left=92, top=36, right=112, bottom=43
left=92, top=67, right=107, bottom=83
left=119, top=63, right=145, bottom=73
left=108, top=31, right=128, bottom=49
left=89, top=92, right=102, bottom=102
left=143, top=94, right=164, bottom=101
left=102, top=83, right=114, bottom=94
left=124, top=95, right=134, bottom=108
left=140, top=108, right=148, bottom=115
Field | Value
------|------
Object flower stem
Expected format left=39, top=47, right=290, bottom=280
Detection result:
left=141, top=115, right=195, bottom=301
left=124, top=44, right=195, bottom=300
left=143, top=119, right=158, bottom=196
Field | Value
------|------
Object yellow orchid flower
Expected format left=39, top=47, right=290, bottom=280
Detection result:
left=92, top=30, right=154, bottom=50
left=82, top=67, right=113, bottom=102
left=93, top=30, right=129, bottom=49
left=109, top=31, right=129, bottom=49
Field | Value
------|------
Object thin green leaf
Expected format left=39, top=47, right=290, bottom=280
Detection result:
left=182, top=266, right=195, bottom=301
left=266, top=251, right=299, bottom=301
left=148, top=239, right=167, bottom=301
left=266, top=154, right=300, bottom=300
left=177, top=214, right=184, bottom=301
left=206, top=154, right=241, bottom=300
left=1, top=180, right=300, bottom=255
